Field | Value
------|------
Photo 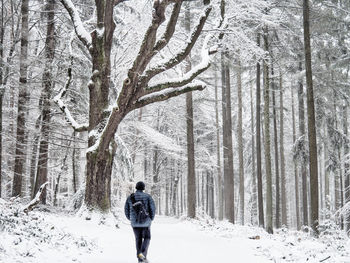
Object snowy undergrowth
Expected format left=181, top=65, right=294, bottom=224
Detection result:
left=1, top=198, right=350, bottom=263
left=183, top=214, right=350, bottom=263
left=0, top=199, right=97, bottom=263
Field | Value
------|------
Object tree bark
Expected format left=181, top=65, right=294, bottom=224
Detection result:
left=263, top=26, right=273, bottom=234
left=291, top=85, right=301, bottom=230
left=279, top=73, right=287, bottom=227
left=271, top=63, right=280, bottom=229
left=343, top=105, right=350, bottom=234
left=33, top=0, right=56, bottom=203
left=256, top=33, right=264, bottom=228
left=250, top=82, right=258, bottom=226
left=237, top=58, right=244, bottom=225
left=215, top=67, right=224, bottom=220
left=223, top=58, right=235, bottom=224
left=185, top=6, right=196, bottom=219
left=298, top=58, right=309, bottom=227
left=0, top=0, right=4, bottom=198
left=303, top=0, right=319, bottom=235
left=12, top=0, right=29, bottom=197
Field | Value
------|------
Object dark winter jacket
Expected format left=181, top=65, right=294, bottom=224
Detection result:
left=124, top=190, right=156, bottom=228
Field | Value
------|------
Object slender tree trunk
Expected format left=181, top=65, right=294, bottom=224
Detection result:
left=12, top=0, right=29, bottom=197
left=33, top=0, right=56, bottom=202
left=256, top=33, right=264, bottom=228
left=221, top=52, right=235, bottom=223
left=29, top=116, right=41, bottom=197
left=303, top=0, right=319, bottom=235
left=263, top=26, right=273, bottom=234
left=291, top=85, right=301, bottom=230
left=343, top=105, right=350, bottom=234
left=298, top=58, right=309, bottom=227
left=272, top=64, right=280, bottom=229
left=0, top=0, right=4, bottom=198
left=72, top=131, right=77, bottom=193
left=237, top=58, right=244, bottom=225
left=225, top=62, right=235, bottom=223
left=54, top=144, right=70, bottom=206
left=279, top=73, right=287, bottom=227
left=324, top=123, right=330, bottom=217
left=250, top=82, right=258, bottom=225
left=215, top=68, right=224, bottom=220
left=185, top=7, right=196, bottom=219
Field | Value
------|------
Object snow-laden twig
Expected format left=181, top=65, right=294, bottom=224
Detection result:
left=23, top=182, right=49, bottom=214
left=60, top=0, right=92, bottom=49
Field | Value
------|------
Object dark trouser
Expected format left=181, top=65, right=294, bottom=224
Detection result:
left=133, top=227, right=151, bottom=260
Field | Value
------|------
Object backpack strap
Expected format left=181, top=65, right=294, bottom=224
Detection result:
left=130, top=193, right=136, bottom=204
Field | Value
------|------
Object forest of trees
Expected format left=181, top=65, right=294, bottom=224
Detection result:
left=0, top=0, right=349, bottom=237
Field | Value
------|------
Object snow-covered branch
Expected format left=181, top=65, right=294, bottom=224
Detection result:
left=152, top=2, right=182, bottom=54
left=23, top=182, right=49, bottom=214
left=134, top=81, right=206, bottom=109
left=145, top=34, right=212, bottom=95
left=140, top=5, right=212, bottom=83
left=53, top=68, right=89, bottom=132
left=60, top=0, right=92, bottom=49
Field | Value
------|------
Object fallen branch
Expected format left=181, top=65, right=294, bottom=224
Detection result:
left=319, top=256, right=331, bottom=262
left=23, top=182, right=49, bottom=214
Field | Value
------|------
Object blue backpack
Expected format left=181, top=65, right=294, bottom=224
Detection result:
left=130, top=193, right=149, bottom=223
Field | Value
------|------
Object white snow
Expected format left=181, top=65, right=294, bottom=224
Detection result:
left=1, top=200, right=349, bottom=263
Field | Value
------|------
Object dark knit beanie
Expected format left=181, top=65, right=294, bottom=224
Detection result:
left=136, top=181, right=145, bottom=191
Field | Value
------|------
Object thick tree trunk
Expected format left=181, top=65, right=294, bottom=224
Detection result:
left=303, top=0, right=319, bottom=235
left=84, top=0, right=116, bottom=212
left=298, top=59, right=309, bottom=227
left=256, top=33, right=264, bottom=228
left=33, top=0, right=56, bottom=202
left=12, top=0, right=29, bottom=197
left=237, top=58, right=244, bottom=225
left=279, top=73, right=287, bottom=227
left=263, top=26, right=273, bottom=234
left=85, top=150, right=114, bottom=211
left=291, top=85, right=301, bottom=230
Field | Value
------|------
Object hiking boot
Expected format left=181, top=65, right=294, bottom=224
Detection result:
left=138, top=253, right=146, bottom=262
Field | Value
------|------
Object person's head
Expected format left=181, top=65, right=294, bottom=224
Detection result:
left=135, top=181, right=145, bottom=191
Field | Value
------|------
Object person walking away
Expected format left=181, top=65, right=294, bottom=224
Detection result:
left=124, top=181, right=156, bottom=263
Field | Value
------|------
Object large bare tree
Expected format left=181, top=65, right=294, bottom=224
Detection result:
left=55, top=0, right=213, bottom=212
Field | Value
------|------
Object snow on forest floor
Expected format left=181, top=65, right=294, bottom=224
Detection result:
left=0, top=198, right=350, bottom=263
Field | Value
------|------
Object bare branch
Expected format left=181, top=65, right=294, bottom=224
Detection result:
left=23, top=182, right=49, bottom=214
left=53, top=67, right=89, bottom=132
left=114, top=0, right=128, bottom=6
left=59, top=0, right=92, bottom=49
left=144, top=34, right=212, bottom=95
left=134, top=82, right=206, bottom=109
left=140, top=5, right=212, bottom=84
left=152, top=2, right=182, bottom=54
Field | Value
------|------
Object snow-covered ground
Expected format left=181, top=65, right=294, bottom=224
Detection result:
left=0, top=199, right=349, bottom=263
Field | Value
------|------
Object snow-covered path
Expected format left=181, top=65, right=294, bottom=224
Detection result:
left=46, top=215, right=269, bottom=263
